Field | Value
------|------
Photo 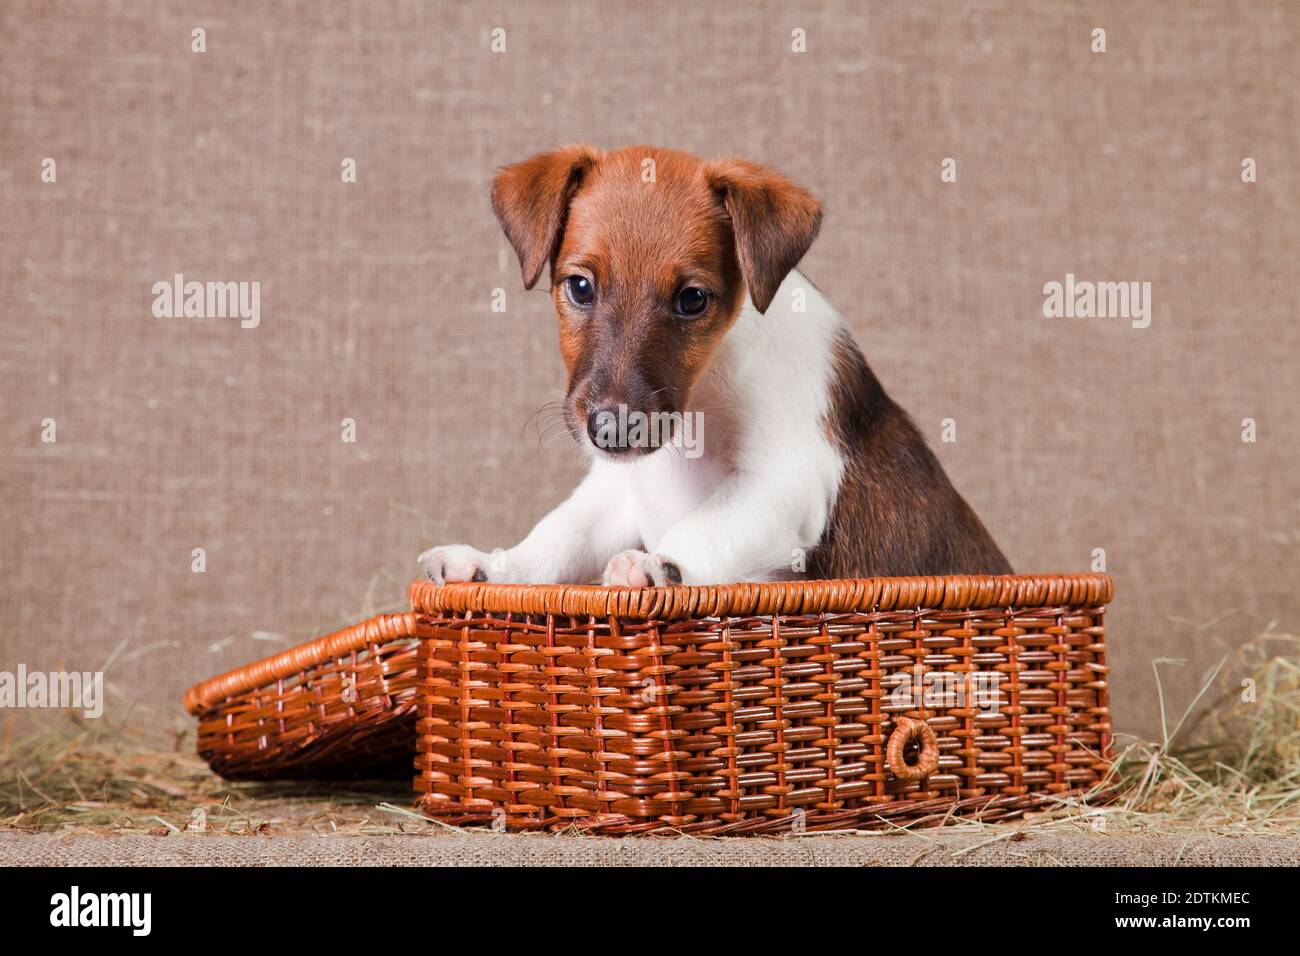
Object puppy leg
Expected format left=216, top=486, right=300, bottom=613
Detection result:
left=627, top=477, right=828, bottom=585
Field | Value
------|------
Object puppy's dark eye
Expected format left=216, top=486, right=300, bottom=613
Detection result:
left=565, top=276, right=595, bottom=307
left=675, top=287, right=709, bottom=317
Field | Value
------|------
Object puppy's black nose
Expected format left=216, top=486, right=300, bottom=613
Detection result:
left=586, top=406, right=633, bottom=454
left=586, top=407, right=612, bottom=447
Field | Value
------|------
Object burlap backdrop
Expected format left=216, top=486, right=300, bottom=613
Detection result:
left=2, top=1, right=1297, bottom=739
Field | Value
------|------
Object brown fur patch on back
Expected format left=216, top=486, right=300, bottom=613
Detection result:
left=810, top=329, right=1013, bottom=578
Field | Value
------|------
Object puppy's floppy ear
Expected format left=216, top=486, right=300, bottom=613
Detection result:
left=704, top=158, right=822, bottom=313
left=491, top=144, right=602, bottom=290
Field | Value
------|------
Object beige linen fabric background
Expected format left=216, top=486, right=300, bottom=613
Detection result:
left=2, top=0, right=1297, bottom=740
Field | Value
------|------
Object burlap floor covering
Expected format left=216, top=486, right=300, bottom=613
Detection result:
left=4, top=831, right=1297, bottom=867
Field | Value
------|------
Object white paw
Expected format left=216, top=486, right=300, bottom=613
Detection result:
left=418, top=545, right=497, bottom=584
left=601, top=549, right=683, bottom=588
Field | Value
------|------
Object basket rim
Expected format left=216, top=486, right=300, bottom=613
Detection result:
left=183, top=611, right=418, bottom=715
left=408, top=572, right=1113, bottom=622
left=186, top=574, right=1112, bottom=716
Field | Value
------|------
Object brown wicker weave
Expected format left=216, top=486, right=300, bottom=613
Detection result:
left=185, top=612, right=420, bottom=780
left=410, top=574, right=1113, bottom=835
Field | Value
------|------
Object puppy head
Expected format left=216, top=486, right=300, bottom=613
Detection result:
left=492, top=144, right=821, bottom=457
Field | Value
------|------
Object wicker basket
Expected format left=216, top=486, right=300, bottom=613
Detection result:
left=409, top=574, right=1114, bottom=835
left=185, top=612, right=420, bottom=780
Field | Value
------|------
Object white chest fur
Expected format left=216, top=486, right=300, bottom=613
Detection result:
left=592, top=270, right=847, bottom=574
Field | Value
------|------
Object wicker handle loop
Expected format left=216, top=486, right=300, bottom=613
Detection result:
left=886, top=717, right=940, bottom=780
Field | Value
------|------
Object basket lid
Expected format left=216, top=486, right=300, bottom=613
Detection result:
left=183, top=611, right=418, bottom=715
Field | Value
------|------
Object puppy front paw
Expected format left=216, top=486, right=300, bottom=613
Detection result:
left=601, top=549, right=683, bottom=588
left=418, top=545, right=496, bottom=584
